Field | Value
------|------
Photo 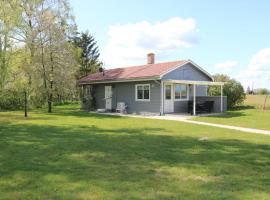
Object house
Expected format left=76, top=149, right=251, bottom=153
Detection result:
left=79, top=53, right=226, bottom=115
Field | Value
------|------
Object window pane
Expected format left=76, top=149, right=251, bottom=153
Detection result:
left=137, top=86, right=143, bottom=90
left=144, top=89, right=149, bottom=99
left=180, top=85, right=187, bottom=98
left=143, top=85, right=150, bottom=99
left=165, top=85, right=171, bottom=99
left=143, top=85, right=149, bottom=91
left=137, top=89, right=143, bottom=99
left=175, top=85, right=181, bottom=99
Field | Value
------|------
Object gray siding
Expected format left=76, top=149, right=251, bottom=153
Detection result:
left=162, top=63, right=212, bottom=81
left=174, top=101, right=188, bottom=112
left=163, top=63, right=211, bottom=97
left=92, top=81, right=161, bottom=114
left=197, top=96, right=227, bottom=113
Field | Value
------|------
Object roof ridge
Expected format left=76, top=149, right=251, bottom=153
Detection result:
left=79, top=59, right=190, bottom=83
left=105, top=60, right=185, bottom=71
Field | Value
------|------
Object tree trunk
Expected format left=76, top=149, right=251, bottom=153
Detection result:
left=48, top=93, right=52, bottom=113
left=24, top=90, right=28, bottom=117
left=48, top=27, right=54, bottom=113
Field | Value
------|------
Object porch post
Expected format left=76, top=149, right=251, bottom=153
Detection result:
left=193, top=84, right=196, bottom=115
left=221, top=84, right=223, bottom=112
left=160, top=80, right=164, bottom=115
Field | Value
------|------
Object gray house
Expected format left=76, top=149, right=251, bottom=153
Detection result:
left=79, top=53, right=226, bottom=115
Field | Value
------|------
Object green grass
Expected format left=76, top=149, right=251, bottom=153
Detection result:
left=192, top=107, right=270, bottom=130
left=1, top=104, right=270, bottom=199
left=192, top=94, right=270, bottom=131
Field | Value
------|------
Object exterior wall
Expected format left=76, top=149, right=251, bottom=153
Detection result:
left=173, top=84, right=207, bottom=113
left=95, top=84, right=106, bottom=109
left=89, top=80, right=161, bottom=115
left=196, top=96, right=227, bottom=113
left=163, top=63, right=211, bottom=97
left=174, top=101, right=188, bottom=113
left=162, top=63, right=212, bottom=81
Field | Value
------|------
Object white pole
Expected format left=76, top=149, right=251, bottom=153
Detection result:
left=221, top=85, right=223, bottom=112
left=160, top=81, right=164, bottom=115
left=193, top=84, right=196, bottom=115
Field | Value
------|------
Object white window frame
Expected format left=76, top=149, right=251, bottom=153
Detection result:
left=174, top=84, right=189, bottom=101
left=135, top=84, right=151, bottom=101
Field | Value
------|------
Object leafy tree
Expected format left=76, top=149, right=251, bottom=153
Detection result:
left=255, top=88, right=269, bottom=95
left=0, top=0, right=78, bottom=113
left=0, top=0, right=19, bottom=90
left=72, top=31, right=102, bottom=77
left=208, top=74, right=246, bottom=108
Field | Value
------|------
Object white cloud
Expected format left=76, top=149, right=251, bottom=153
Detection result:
left=215, top=60, right=238, bottom=72
left=101, top=17, right=199, bottom=68
left=237, top=48, right=270, bottom=89
left=248, top=48, right=270, bottom=72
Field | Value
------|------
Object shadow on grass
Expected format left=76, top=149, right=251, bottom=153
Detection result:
left=204, top=106, right=257, bottom=119
left=46, top=108, right=123, bottom=119
left=229, top=105, right=256, bottom=110
left=0, top=121, right=270, bottom=199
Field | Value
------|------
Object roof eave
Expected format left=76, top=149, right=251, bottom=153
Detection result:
left=78, top=76, right=161, bottom=85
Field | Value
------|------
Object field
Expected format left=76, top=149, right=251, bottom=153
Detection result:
left=0, top=105, right=270, bottom=199
left=244, top=95, right=270, bottom=109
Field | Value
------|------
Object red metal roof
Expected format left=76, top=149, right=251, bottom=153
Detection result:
left=79, top=60, right=187, bottom=84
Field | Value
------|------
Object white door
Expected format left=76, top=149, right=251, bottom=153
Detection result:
left=105, top=86, right=112, bottom=110
left=164, top=84, right=174, bottom=113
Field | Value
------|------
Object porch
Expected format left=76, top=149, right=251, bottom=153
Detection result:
left=161, top=80, right=226, bottom=115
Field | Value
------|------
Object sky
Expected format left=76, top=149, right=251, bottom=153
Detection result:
left=69, top=0, right=270, bottom=89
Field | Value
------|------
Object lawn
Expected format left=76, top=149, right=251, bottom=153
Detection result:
left=192, top=108, right=270, bottom=130
left=0, top=105, right=270, bottom=199
left=192, top=95, right=270, bottom=131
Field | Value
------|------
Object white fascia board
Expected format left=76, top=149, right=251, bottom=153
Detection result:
left=163, top=79, right=225, bottom=86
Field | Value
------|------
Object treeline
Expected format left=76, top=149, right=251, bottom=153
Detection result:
left=0, top=0, right=101, bottom=112
left=246, top=87, right=270, bottom=95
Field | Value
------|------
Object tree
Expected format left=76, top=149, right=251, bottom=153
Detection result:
left=32, top=0, right=77, bottom=112
left=246, top=86, right=251, bottom=94
left=0, top=0, right=19, bottom=90
left=254, top=88, right=269, bottom=95
left=208, top=74, right=246, bottom=108
left=72, top=31, right=102, bottom=77
left=4, top=0, right=78, bottom=113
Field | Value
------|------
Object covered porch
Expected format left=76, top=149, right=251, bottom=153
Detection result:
left=161, top=80, right=225, bottom=115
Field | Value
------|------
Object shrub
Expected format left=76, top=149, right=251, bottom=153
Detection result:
left=0, top=89, right=24, bottom=111
left=208, top=74, right=246, bottom=109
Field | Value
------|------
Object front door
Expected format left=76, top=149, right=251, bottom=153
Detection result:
left=105, top=86, right=112, bottom=110
left=164, top=84, right=174, bottom=113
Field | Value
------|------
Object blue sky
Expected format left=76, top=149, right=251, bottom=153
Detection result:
left=70, top=0, right=270, bottom=89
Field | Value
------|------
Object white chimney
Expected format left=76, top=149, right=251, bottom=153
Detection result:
left=147, top=53, right=155, bottom=64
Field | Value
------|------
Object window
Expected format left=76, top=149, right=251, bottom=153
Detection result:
left=174, top=84, right=188, bottom=100
left=135, top=84, right=150, bottom=101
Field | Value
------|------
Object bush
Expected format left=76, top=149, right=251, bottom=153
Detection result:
left=0, top=89, right=24, bottom=111
left=208, top=74, right=246, bottom=109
